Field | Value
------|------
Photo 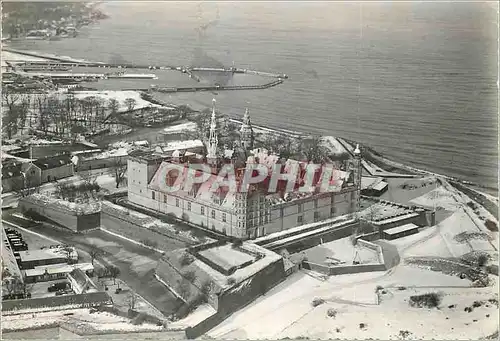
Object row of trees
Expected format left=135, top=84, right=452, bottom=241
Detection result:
left=2, top=90, right=137, bottom=140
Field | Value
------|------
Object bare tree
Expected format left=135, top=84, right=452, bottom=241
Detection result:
left=60, top=244, right=76, bottom=264
left=111, top=158, right=127, bottom=188
left=12, top=175, right=39, bottom=198
left=365, top=203, right=381, bottom=222
left=124, top=98, right=136, bottom=112
left=301, top=135, right=329, bottom=163
left=4, top=276, right=23, bottom=297
left=107, top=265, right=121, bottom=285
left=89, top=247, right=102, bottom=266
left=128, top=292, right=137, bottom=310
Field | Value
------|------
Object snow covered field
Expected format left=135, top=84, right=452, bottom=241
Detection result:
left=207, top=267, right=498, bottom=340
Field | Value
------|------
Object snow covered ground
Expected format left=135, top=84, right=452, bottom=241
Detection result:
left=304, top=237, right=379, bottom=265
left=168, top=304, right=216, bottom=329
left=162, top=122, right=197, bottom=134
left=207, top=267, right=498, bottom=340
left=2, top=50, right=51, bottom=62
left=321, top=136, right=347, bottom=155
left=72, top=91, right=170, bottom=112
left=410, top=185, right=461, bottom=211
left=2, top=308, right=163, bottom=333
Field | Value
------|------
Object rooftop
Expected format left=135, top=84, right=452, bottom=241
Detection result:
left=33, top=154, right=72, bottom=170
left=24, top=262, right=94, bottom=277
left=18, top=247, right=77, bottom=263
left=2, top=160, right=23, bottom=179
left=384, top=223, right=420, bottom=235
left=198, top=245, right=256, bottom=272
left=193, top=242, right=282, bottom=288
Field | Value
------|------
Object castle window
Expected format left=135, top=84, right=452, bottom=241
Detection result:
left=314, top=199, right=318, bottom=208
left=187, top=202, right=191, bottom=211
left=331, top=206, right=336, bottom=215
left=259, top=217, right=263, bottom=225
left=176, top=198, right=180, bottom=207
left=314, top=211, right=320, bottom=221
left=152, top=192, right=155, bottom=200
left=264, top=216, right=268, bottom=224
left=297, top=215, right=303, bottom=224
left=212, top=210, right=216, bottom=219
left=331, top=195, right=334, bottom=205
left=164, top=194, right=167, bottom=203
left=201, top=206, right=205, bottom=215
left=222, top=213, right=226, bottom=222
left=298, top=204, right=302, bottom=213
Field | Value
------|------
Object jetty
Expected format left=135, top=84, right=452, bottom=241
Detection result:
left=124, top=79, right=284, bottom=93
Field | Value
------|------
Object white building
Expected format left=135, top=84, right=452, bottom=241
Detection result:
left=127, top=102, right=362, bottom=239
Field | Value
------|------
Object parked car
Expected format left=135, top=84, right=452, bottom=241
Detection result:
left=48, top=282, right=68, bottom=292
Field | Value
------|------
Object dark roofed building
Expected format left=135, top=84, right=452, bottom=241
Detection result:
left=1, top=160, right=42, bottom=193
left=32, top=154, right=74, bottom=183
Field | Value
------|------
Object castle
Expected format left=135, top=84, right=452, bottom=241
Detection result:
left=127, top=100, right=361, bottom=239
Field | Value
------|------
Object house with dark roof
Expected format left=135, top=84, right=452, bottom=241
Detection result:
left=32, top=154, right=74, bottom=183
left=1, top=160, right=41, bottom=193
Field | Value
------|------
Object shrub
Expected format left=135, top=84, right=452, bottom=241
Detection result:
left=177, top=280, right=191, bottom=300
left=485, top=219, right=498, bottom=232
left=398, top=286, right=407, bottom=291
left=201, top=280, right=214, bottom=296
left=477, top=254, right=489, bottom=267
left=180, top=252, right=194, bottom=267
left=409, top=292, right=441, bottom=308
left=140, top=239, right=158, bottom=249
left=232, top=239, right=243, bottom=248
left=375, top=285, right=384, bottom=293
left=311, top=298, right=325, bottom=307
left=359, top=323, right=366, bottom=329
left=227, top=277, right=236, bottom=285
left=399, top=330, right=411, bottom=339
left=183, top=270, right=197, bottom=283
left=131, top=312, right=148, bottom=325
left=486, top=264, right=498, bottom=275
left=327, top=308, right=337, bottom=318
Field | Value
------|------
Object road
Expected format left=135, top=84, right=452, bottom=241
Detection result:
left=3, top=214, right=185, bottom=317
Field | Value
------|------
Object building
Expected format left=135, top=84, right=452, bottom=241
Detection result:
left=23, top=263, right=94, bottom=283
left=17, top=247, right=78, bottom=270
left=382, top=223, right=420, bottom=240
left=361, top=177, right=389, bottom=197
left=71, top=148, right=128, bottom=171
left=32, top=154, right=74, bottom=183
left=28, top=141, right=99, bottom=159
left=127, top=101, right=362, bottom=239
left=154, top=139, right=205, bottom=156
left=67, top=268, right=98, bottom=294
left=1, top=160, right=42, bottom=193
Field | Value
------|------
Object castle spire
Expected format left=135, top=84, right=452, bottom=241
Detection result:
left=207, top=98, right=219, bottom=163
left=240, top=107, right=254, bottom=151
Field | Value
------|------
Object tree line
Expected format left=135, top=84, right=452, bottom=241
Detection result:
left=2, top=89, right=137, bottom=140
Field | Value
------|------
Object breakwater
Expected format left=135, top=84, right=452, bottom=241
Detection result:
left=126, top=79, right=284, bottom=93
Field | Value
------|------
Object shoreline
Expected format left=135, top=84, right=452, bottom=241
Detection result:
left=2, top=45, right=497, bottom=197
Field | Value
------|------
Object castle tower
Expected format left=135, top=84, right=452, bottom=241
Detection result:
left=206, top=98, right=219, bottom=165
left=351, top=144, right=363, bottom=238
left=239, top=108, right=254, bottom=151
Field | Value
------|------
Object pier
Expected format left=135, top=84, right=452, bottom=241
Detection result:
left=147, top=79, right=284, bottom=93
